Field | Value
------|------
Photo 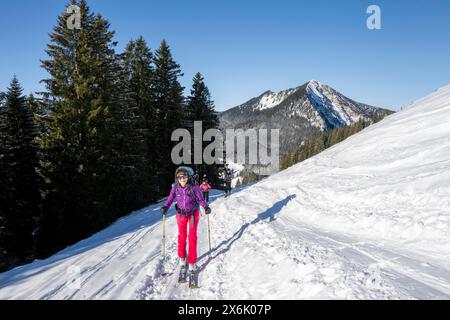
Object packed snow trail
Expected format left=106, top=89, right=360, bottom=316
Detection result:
left=1, top=85, right=450, bottom=299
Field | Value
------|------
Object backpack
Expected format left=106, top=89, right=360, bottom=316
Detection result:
left=173, top=181, right=200, bottom=216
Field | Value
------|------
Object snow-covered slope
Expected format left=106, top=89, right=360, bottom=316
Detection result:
left=1, top=85, right=450, bottom=299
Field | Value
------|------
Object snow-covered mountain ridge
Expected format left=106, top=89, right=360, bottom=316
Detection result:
left=219, top=80, right=393, bottom=157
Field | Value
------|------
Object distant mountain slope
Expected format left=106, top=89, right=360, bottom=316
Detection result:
left=219, top=80, right=393, bottom=157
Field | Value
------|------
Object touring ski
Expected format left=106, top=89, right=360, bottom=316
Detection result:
left=178, top=266, right=188, bottom=283
left=188, top=270, right=199, bottom=289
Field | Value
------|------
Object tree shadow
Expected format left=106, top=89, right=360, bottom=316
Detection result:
left=197, top=194, right=296, bottom=273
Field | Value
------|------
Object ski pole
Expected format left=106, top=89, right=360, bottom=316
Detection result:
left=162, top=214, right=166, bottom=261
left=207, top=214, right=212, bottom=257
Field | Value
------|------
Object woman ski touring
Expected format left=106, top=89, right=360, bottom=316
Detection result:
left=200, top=176, right=212, bottom=203
left=160, top=166, right=211, bottom=288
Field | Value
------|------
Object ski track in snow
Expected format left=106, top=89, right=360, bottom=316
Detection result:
left=1, top=85, right=450, bottom=299
left=1, top=186, right=449, bottom=300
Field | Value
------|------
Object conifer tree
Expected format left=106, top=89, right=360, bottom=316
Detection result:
left=120, top=37, right=158, bottom=203
left=186, top=72, right=220, bottom=179
left=0, top=77, right=41, bottom=270
left=152, top=40, right=184, bottom=193
left=38, top=0, right=125, bottom=253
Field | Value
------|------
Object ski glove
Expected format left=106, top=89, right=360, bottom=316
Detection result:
left=205, top=206, right=211, bottom=215
left=160, top=206, right=168, bottom=216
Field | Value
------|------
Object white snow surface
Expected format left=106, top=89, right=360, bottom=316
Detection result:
left=1, top=85, right=450, bottom=300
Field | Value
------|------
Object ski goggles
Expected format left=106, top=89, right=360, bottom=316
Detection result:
left=177, top=175, right=188, bottom=180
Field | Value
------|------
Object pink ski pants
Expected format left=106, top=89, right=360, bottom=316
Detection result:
left=176, top=210, right=200, bottom=264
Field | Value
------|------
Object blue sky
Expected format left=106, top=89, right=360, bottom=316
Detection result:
left=0, top=0, right=449, bottom=111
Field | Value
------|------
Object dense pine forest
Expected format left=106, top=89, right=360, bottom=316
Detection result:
left=0, top=0, right=219, bottom=272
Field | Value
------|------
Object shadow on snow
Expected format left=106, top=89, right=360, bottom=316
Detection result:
left=197, top=194, right=296, bottom=273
